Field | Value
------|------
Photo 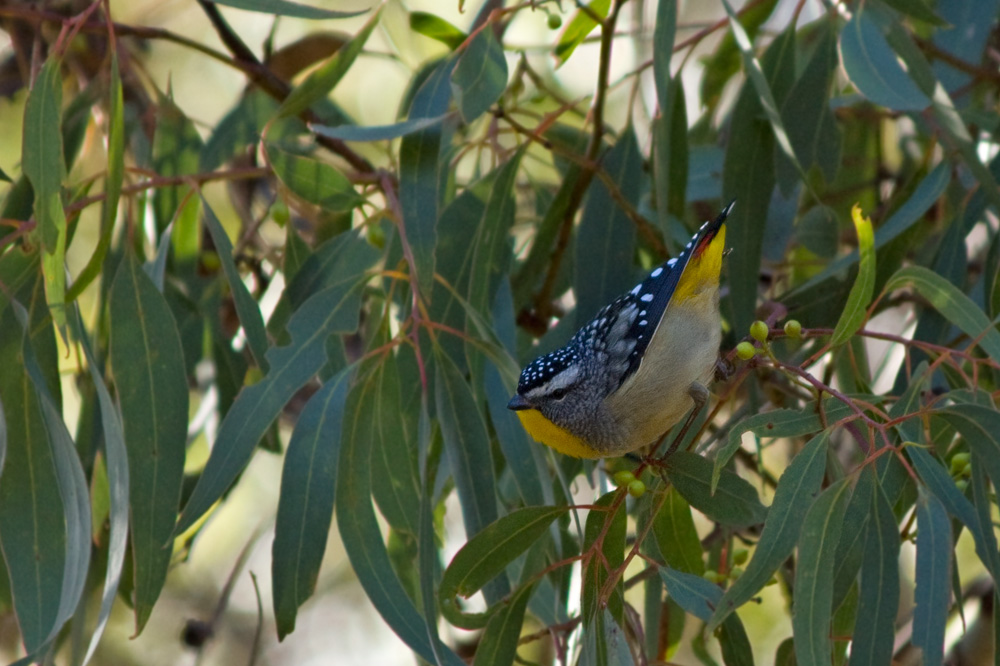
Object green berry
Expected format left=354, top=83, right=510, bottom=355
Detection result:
left=732, top=548, right=749, bottom=566
left=784, top=319, right=802, bottom=339
left=955, top=479, right=969, bottom=493
left=702, top=570, right=716, bottom=582
left=613, top=470, right=636, bottom=487
left=628, top=479, right=647, bottom=498
left=750, top=320, right=769, bottom=342
left=730, top=566, right=743, bottom=580
left=950, top=452, right=971, bottom=473
left=736, top=341, right=756, bottom=360
left=547, top=13, right=562, bottom=29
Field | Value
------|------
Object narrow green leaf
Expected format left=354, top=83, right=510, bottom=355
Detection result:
left=267, top=145, right=363, bottom=213
left=839, top=9, right=931, bottom=111
left=15, top=307, right=90, bottom=648
left=660, top=565, right=754, bottom=665
left=109, top=252, right=188, bottom=633
left=272, top=368, right=351, bottom=640
left=399, top=60, right=453, bottom=298
left=776, top=23, right=841, bottom=188
left=176, top=272, right=367, bottom=534
left=337, top=377, right=466, bottom=666
left=68, top=310, right=130, bottom=666
left=574, top=129, right=642, bottom=325
left=22, top=58, right=67, bottom=333
left=205, top=0, right=366, bottom=19
left=369, top=352, right=420, bottom=536
left=0, top=302, right=64, bottom=653
left=653, top=0, right=677, bottom=108
left=472, top=583, right=534, bottom=666
left=796, top=205, right=839, bottom=258
left=451, top=28, right=507, bottom=123
left=555, top=0, right=610, bottom=65
left=201, top=199, right=270, bottom=371
left=653, top=77, right=688, bottom=227
left=881, top=0, right=947, bottom=25
left=722, top=0, right=807, bottom=182
left=436, top=350, right=500, bottom=541
left=912, top=489, right=951, bottom=666
left=709, top=431, right=829, bottom=631
left=652, top=487, right=705, bottom=575
left=713, top=398, right=854, bottom=492
left=276, top=7, right=382, bottom=119
left=831, top=465, right=875, bottom=610
left=908, top=445, right=997, bottom=580
left=830, top=205, right=875, bottom=346
left=439, top=506, right=567, bottom=628
left=793, top=478, right=851, bottom=666
left=583, top=492, right=626, bottom=626
left=661, top=566, right=717, bottom=622
left=667, top=451, right=767, bottom=528
left=152, top=95, right=202, bottom=261
left=67, top=52, right=124, bottom=303
left=723, top=26, right=794, bottom=337
left=310, top=115, right=448, bottom=142
left=849, top=479, right=899, bottom=666
left=700, top=0, right=778, bottom=109
left=410, top=12, right=466, bottom=50
left=885, top=266, right=1000, bottom=361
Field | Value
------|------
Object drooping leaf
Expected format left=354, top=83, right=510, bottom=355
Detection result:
left=912, top=489, right=951, bottom=666
left=439, top=506, right=567, bottom=628
left=667, top=451, right=767, bottom=528
left=151, top=94, right=202, bottom=262
left=652, top=487, right=705, bottom=576
left=176, top=269, right=370, bottom=534
left=22, top=58, right=67, bottom=334
left=204, top=0, right=366, bottom=19
left=275, top=7, right=382, bottom=119
left=849, top=478, right=900, bottom=666
left=884, top=267, right=1000, bottom=361
left=574, top=129, right=642, bottom=326
left=473, top=582, right=534, bottom=666
left=435, top=350, right=500, bottom=546
left=68, top=310, right=130, bottom=666
left=202, top=198, right=270, bottom=371
left=272, top=368, right=351, bottom=640
left=839, top=9, right=931, bottom=111
left=582, top=492, right=627, bottom=627
left=67, top=52, right=124, bottom=303
left=451, top=28, right=507, bottom=123
left=337, top=374, right=466, bottom=666
left=793, top=478, right=851, bottom=666
left=267, top=145, right=364, bottom=213
left=830, top=204, right=875, bottom=346
left=399, top=59, right=454, bottom=298
left=709, top=431, right=829, bottom=630
left=109, top=252, right=188, bottom=633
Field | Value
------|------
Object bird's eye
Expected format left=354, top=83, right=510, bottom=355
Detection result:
left=550, top=387, right=568, bottom=400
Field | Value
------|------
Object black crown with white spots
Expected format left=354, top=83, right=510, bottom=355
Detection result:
left=516, top=201, right=734, bottom=394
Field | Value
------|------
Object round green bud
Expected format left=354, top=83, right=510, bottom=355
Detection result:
left=730, top=566, right=743, bottom=580
left=613, top=470, right=636, bottom=487
left=628, top=479, right=647, bottom=498
left=784, top=319, right=802, bottom=339
left=547, top=13, right=562, bottom=29
left=955, top=479, right=969, bottom=493
left=750, top=320, right=769, bottom=342
left=736, top=341, right=756, bottom=360
left=732, top=548, right=749, bottom=566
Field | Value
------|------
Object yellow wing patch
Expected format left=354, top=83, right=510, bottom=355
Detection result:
left=516, top=409, right=602, bottom=459
left=671, top=226, right=726, bottom=306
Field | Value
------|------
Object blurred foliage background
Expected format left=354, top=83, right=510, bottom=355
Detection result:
left=1, top=0, right=1000, bottom=664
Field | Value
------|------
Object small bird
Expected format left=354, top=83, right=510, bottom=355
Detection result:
left=507, top=202, right=733, bottom=459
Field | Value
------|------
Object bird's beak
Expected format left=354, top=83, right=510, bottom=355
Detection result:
left=507, top=394, right=532, bottom=411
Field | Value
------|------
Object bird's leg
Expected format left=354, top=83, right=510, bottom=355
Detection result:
left=648, top=381, right=709, bottom=463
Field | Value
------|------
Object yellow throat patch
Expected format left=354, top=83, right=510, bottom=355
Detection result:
left=515, top=409, right=602, bottom=459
